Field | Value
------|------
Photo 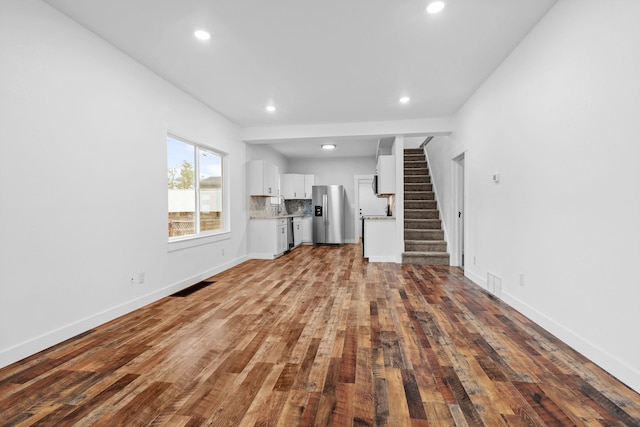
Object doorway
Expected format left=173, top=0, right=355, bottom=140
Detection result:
left=354, top=175, right=387, bottom=240
left=452, top=153, right=465, bottom=268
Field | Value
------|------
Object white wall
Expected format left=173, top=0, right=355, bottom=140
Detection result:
left=0, top=0, right=248, bottom=367
left=424, top=135, right=455, bottom=254
left=427, top=0, right=640, bottom=392
left=246, top=144, right=288, bottom=173
left=392, top=137, right=405, bottom=263
left=289, top=157, right=376, bottom=242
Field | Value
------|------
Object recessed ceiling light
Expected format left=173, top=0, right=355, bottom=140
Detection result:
left=426, top=1, right=445, bottom=14
left=321, top=144, right=336, bottom=150
left=266, top=105, right=276, bottom=112
left=194, top=30, right=211, bottom=40
left=399, top=96, right=411, bottom=104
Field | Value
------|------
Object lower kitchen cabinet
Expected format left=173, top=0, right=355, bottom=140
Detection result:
left=293, top=217, right=302, bottom=247
left=301, top=216, right=312, bottom=244
left=249, top=218, right=289, bottom=259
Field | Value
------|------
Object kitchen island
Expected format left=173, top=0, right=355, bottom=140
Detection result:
left=362, top=215, right=396, bottom=262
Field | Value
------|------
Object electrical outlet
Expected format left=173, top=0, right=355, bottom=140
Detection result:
left=519, top=273, right=525, bottom=287
left=222, top=248, right=225, bottom=256
left=130, top=277, right=135, bottom=285
left=138, top=272, right=145, bottom=284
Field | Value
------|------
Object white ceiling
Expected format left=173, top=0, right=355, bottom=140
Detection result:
left=44, top=0, right=557, bottom=158
left=268, top=136, right=428, bottom=159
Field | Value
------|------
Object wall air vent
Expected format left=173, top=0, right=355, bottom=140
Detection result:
left=487, top=272, right=502, bottom=298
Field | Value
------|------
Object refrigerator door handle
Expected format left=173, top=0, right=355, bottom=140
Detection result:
left=323, top=194, right=328, bottom=226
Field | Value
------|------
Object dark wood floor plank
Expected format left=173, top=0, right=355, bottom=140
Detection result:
left=0, top=244, right=638, bottom=426
left=401, top=368, right=428, bottom=420
left=513, top=381, right=575, bottom=425
left=373, top=377, right=391, bottom=426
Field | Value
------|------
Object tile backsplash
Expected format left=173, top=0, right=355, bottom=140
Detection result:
left=285, top=199, right=312, bottom=216
left=249, top=196, right=284, bottom=217
left=249, top=197, right=312, bottom=218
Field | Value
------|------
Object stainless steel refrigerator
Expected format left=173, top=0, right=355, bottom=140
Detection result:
left=312, top=185, right=345, bottom=245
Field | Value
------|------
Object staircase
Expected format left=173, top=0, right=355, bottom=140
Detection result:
left=402, top=148, right=450, bottom=265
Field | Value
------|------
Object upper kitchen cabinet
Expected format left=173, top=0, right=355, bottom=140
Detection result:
left=281, top=173, right=315, bottom=199
left=376, top=155, right=395, bottom=195
left=248, top=160, right=280, bottom=196
left=304, top=174, right=315, bottom=199
left=281, top=174, right=304, bottom=199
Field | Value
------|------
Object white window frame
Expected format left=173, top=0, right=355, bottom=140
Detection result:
left=167, top=133, right=230, bottom=251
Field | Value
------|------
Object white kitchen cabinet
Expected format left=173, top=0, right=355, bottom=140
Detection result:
left=249, top=218, right=288, bottom=259
left=281, top=173, right=315, bottom=199
left=248, top=160, right=280, bottom=196
left=277, top=220, right=288, bottom=254
left=293, top=217, right=302, bottom=247
left=376, top=155, right=395, bottom=195
left=302, top=216, right=312, bottom=244
left=304, top=174, right=315, bottom=199
left=281, top=174, right=305, bottom=199
left=363, top=217, right=396, bottom=262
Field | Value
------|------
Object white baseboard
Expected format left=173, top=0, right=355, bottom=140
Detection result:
left=465, top=270, right=487, bottom=290
left=0, top=255, right=248, bottom=369
left=248, top=252, right=279, bottom=260
left=463, top=269, right=639, bottom=393
left=501, top=291, right=640, bottom=394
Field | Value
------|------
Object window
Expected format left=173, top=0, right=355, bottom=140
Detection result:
left=167, top=135, right=225, bottom=239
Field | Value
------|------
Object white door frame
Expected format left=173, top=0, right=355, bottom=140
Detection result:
left=451, top=152, right=466, bottom=267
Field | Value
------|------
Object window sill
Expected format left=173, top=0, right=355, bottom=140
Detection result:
left=168, top=230, right=231, bottom=252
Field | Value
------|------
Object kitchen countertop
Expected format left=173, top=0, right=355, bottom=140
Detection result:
left=361, top=215, right=395, bottom=220
left=250, top=213, right=309, bottom=219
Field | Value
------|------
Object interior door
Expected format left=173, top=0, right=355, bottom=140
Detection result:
left=357, top=177, right=387, bottom=239
left=359, top=179, right=386, bottom=216
left=453, top=154, right=465, bottom=268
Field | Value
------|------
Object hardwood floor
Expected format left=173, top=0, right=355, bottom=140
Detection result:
left=1, top=244, right=639, bottom=426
